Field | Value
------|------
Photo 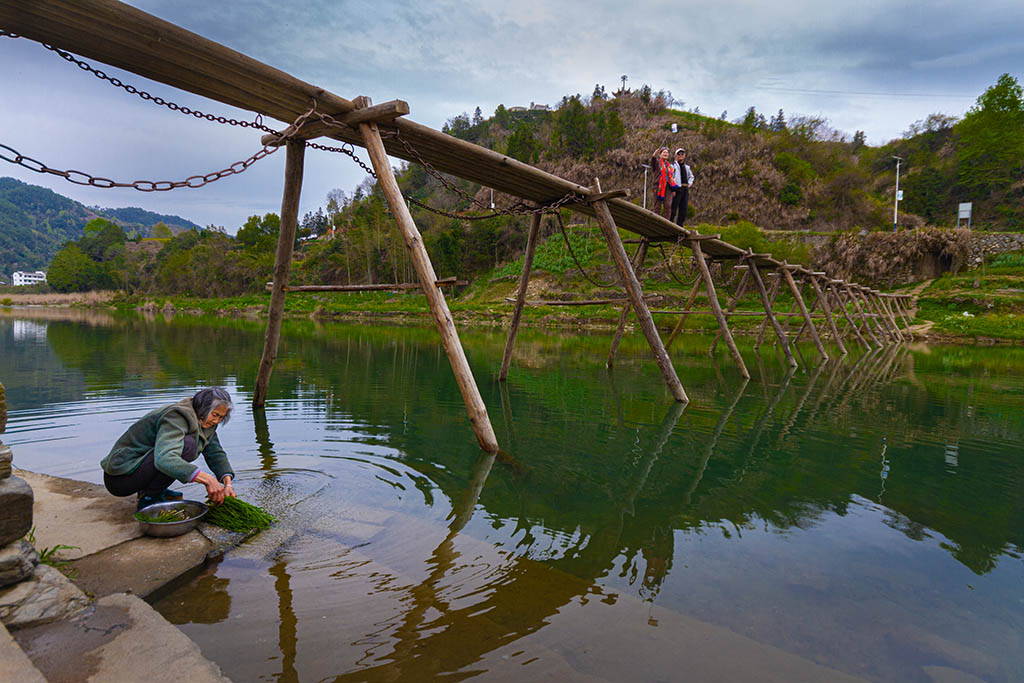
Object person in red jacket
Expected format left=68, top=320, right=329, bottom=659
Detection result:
left=649, top=147, right=676, bottom=219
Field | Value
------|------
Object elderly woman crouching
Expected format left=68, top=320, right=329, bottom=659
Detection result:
left=100, top=387, right=238, bottom=509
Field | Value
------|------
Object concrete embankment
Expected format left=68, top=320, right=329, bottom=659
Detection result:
left=0, top=468, right=243, bottom=682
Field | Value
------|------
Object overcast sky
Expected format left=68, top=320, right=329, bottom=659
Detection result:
left=1, top=0, right=1020, bottom=232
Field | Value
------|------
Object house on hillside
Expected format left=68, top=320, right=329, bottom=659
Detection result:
left=508, top=106, right=527, bottom=113
left=12, top=271, right=46, bottom=286
left=529, top=102, right=550, bottom=111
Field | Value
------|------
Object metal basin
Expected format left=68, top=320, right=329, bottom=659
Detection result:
left=134, top=500, right=208, bottom=537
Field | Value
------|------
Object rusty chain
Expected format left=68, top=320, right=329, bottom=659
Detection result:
left=0, top=29, right=583, bottom=219
left=0, top=105, right=318, bottom=191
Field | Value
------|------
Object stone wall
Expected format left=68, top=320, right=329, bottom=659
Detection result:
left=764, top=229, right=1024, bottom=283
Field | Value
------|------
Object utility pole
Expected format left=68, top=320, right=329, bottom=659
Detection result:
left=641, top=164, right=650, bottom=209
left=892, top=155, right=903, bottom=231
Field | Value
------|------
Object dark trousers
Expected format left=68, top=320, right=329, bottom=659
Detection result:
left=671, top=186, right=689, bottom=226
left=654, top=187, right=675, bottom=220
left=104, top=436, right=198, bottom=497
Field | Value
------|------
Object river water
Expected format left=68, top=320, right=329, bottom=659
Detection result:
left=2, top=308, right=1022, bottom=681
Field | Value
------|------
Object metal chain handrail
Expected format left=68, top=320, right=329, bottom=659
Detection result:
left=555, top=212, right=618, bottom=289
left=658, top=241, right=702, bottom=288
left=0, top=105, right=318, bottom=191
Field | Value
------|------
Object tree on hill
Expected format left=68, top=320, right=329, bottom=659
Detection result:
left=150, top=222, right=173, bottom=238
left=955, top=73, right=1024, bottom=196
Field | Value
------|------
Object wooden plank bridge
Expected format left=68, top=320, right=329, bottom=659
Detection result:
left=0, top=0, right=917, bottom=453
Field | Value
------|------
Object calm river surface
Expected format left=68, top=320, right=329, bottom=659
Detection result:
left=2, top=308, right=1022, bottom=681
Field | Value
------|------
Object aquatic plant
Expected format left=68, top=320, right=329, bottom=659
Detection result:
left=203, top=497, right=276, bottom=533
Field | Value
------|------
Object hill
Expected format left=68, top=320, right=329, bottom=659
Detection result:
left=0, top=177, right=200, bottom=277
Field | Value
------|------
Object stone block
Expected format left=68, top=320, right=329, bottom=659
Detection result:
left=0, top=540, right=39, bottom=587
left=0, top=442, right=12, bottom=479
left=0, top=476, right=33, bottom=547
left=0, top=565, right=89, bottom=630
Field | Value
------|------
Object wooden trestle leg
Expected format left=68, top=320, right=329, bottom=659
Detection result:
left=499, top=212, right=543, bottom=381
left=359, top=110, right=499, bottom=452
left=747, top=260, right=798, bottom=368
left=665, top=278, right=702, bottom=350
left=754, top=271, right=782, bottom=351
left=782, top=265, right=828, bottom=362
left=693, top=240, right=749, bottom=379
left=846, top=284, right=883, bottom=346
left=591, top=191, right=688, bottom=402
left=607, top=239, right=649, bottom=368
left=710, top=268, right=750, bottom=355
left=254, top=139, right=305, bottom=409
left=810, top=276, right=847, bottom=356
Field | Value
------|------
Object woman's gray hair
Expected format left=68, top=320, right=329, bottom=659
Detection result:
left=192, top=387, right=233, bottom=425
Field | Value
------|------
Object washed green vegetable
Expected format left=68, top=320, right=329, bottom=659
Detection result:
left=203, top=496, right=275, bottom=533
left=135, top=508, right=190, bottom=524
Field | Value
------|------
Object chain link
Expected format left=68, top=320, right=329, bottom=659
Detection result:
left=0, top=105, right=319, bottom=192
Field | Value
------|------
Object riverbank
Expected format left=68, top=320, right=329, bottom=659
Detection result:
left=8, top=264, right=1024, bottom=344
left=0, top=469, right=247, bottom=681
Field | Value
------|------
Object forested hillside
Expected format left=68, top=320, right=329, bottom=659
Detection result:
left=12, top=73, right=1022, bottom=297
left=0, top=177, right=200, bottom=278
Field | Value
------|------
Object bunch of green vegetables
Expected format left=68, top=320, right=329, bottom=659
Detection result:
left=204, top=496, right=276, bottom=533
left=134, top=508, right=191, bottom=524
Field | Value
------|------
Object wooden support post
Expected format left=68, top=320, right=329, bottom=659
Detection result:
left=754, top=271, right=782, bottom=350
left=782, top=266, right=828, bottom=362
left=710, top=268, right=750, bottom=355
left=880, top=295, right=906, bottom=342
left=665, top=277, right=701, bottom=350
left=253, top=139, right=305, bottom=409
left=810, top=277, right=847, bottom=356
left=827, top=282, right=867, bottom=349
left=892, top=296, right=913, bottom=332
left=499, top=211, right=543, bottom=381
left=846, top=285, right=883, bottom=346
left=359, top=108, right=499, bottom=452
left=693, top=241, right=749, bottom=379
left=747, top=261, right=798, bottom=368
left=591, top=185, right=688, bottom=402
left=608, top=239, right=649, bottom=368
left=865, top=289, right=899, bottom=343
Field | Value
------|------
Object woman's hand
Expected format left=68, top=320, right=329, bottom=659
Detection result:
left=194, top=471, right=226, bottom=504
left=221, top=475, right=237, bottom=500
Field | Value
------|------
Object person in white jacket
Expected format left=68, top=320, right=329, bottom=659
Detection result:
left=669, top=148, right=694, bottom=226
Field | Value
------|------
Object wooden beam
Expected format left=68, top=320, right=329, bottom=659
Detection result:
left=693, top=240, right=749, bottom=378
left=754, top=271, right=782, bottom=350
left=847, top=285, right=884, bottom=346
left=747, top=260, right=797, bottom=368
left=664, top=278, right=702, bottom=350
left=253, top=139, right=305, bottom=408
left=266, top=280, right=467, bottom=292
left=359, top=107, right=498, bottom=452
left=782, top=267, right=827, bottom=361
left=710, top=268, right=751, bottom=354
left=586, top=190, right=629, bottom=203
left=261, top=99, right=410, bottom=145
left=810, top=276, right=847, bottom=356
left=503, top=295, right=662, bottom=306
left=499, top=212, right=542, bottom=381
left=608, top=239, right=649, bottom=368
left=591, top=183, right=687, bottom=402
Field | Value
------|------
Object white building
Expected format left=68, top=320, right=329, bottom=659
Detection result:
left=11, top=270, right=46, bottom=286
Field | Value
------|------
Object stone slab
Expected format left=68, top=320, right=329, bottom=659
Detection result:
left=0, top=621, right=46, bottom=683
left=71, top=531, right=213, bottom=599
left=0, top=442, right=12, bottom=479
left=16, top=468, right=143, bottom=560
left=13, top=592, right=230, bottom=683
left=0, top=539, right=39, bottom=587
left=0, top=564, right=89, bottom=630
left=0, top=475, right=33, bottom=547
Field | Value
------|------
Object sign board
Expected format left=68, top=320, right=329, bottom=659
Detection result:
left=896, top=190, right=904, bottom=201
left=958, top=202, right=972, bottom=219
left=671, top=123, right=678, bottom=133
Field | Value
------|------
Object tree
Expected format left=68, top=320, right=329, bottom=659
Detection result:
left=592, top=84, right=606, bottom=101
left=550, top=96, right=591, bottom=158
left=472, top=106, right=483, bottom=126
left=493, top=104, right=512, bottom=130
left=235, top=213, right=280, bottom=253
left=769, top=109, right=786, bottom=132
left=852, top=130, right=867, bottom=152
left=150, top=222, right=173, bottom=239
left=506, top=121, right=540, bottom=163
left=741, top=106, right=759, bottom=130
left=956, top=73, right=1024, bottom=195
left=47, top=243, right=96, bottom=292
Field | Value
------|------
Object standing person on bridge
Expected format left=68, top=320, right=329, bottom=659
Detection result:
left=670, top=148, right=694, bottom=226
left=649, top=147, right=676, bottom=220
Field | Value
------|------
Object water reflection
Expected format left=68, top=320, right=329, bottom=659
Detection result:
left=3, top=312, right=1024, bottom=681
